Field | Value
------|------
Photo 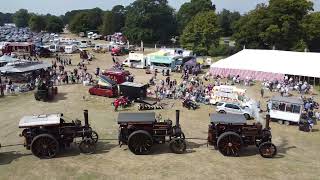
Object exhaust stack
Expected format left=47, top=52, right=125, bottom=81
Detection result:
left=265, top=114, right=270, bottom=129
left=175, top=110, right=180, bottom=126
left=84, top=110, right=89, bottom=127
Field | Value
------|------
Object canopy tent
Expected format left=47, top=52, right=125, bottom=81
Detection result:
left=0, top=61, right=52, bottom=73
left=147, top=50, right=168, bottom=57
left=184, top=58, right=197, bottom=67
left=210, top=49, right=320, bottom=81
left=97, top=75, right=116, bottom=87
left=0, top=55, right=18, bottom=63
left=148, top=55, right=174, bottom=64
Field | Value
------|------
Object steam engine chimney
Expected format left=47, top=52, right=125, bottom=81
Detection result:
left=176, top=110, right=180, bottom=126
left=265, top=114, right=270, bottom=129
left=84, top=110, right=89, bottom=127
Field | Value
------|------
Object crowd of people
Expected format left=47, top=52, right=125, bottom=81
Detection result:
left=262, top=75, right=313, bottom=97
left=0, top=54, right=96, bottom=97
left=49, top=55, right=94, bottom=86
left=150, top=70, right=217, bottom=105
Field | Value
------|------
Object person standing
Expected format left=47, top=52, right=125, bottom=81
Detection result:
left=0, top=75, right=3, bottom=97
left=95, top=67, right=100, bottom=77
left=154, top=70, right=157, bottom=79
left=267, top=100, right=272, bottom=113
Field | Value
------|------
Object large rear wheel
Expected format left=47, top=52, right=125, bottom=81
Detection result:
left=217, top=132, right=242, bottom=157
left=128, top=130, right=153, bottom=155
left=31, top=134, right=59, bottom=159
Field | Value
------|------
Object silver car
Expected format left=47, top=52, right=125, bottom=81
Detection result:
left=216, top=102, right=253, bottom=120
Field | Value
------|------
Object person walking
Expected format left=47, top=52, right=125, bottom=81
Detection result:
left=260, top=87, right=264, bottom=98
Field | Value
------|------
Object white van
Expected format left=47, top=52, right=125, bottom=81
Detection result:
left=269, top=96, right=304, bottom=125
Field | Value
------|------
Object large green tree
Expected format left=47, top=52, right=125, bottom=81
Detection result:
left=62, top=9, right=84, bottom=25
left=0, top=12, right=12, bottom=26
left=69, top=12, right=91, bottom=33
left=180, top=11, right=220, bottom=56
left=13, top=9, right=30, bottom=27
left=233, top=4, right=270, bottom=49
left=68, top=8, right=103, bottom=33
left=45, top=15, right=64, bottom=33
left=29, top=15, right=46, bottom=32
left=302, top=12, right=320, bottom=52
left=217, top=9, right=241, bottom=37
left=123, top=0, right=176, bottom=44
left=233, top=0, right=313, bottom=50
left=176, top=0, right=215, bottom=34
left=100, top=11, right=115, bottom=35
left=99, top=5, right=126, bottom=35
left=112, top=5, right=126, bottom=32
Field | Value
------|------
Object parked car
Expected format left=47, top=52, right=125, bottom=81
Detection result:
left=216, top=102, right=253, bottom=120
left=88, top=85, right=117, bottom=97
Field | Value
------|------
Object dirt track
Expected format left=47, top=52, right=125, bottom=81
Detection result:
left=0, top=37, right=319, bottom=180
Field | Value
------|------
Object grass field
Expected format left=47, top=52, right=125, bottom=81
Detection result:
left=0, top=36, right=319, bottom=180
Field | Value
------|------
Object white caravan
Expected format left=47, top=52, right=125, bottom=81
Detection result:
left=269, top=96, right=304, bottom=125
left=122, top=52, right=147, bottom=69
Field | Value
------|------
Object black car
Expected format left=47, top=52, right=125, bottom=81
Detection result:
left=182, top=99, right=199, bottom=110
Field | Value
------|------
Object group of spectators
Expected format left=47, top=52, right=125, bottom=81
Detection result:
left=262, top=76, right=313, bottom=97
left=225, top=75, right=255, bottom=86
left=302, top=96, right=320, bottom=121
left=50, top=57, right=93, bottom=86
left=150, top=71, right=216, bottom=105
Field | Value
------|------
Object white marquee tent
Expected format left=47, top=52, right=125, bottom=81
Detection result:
left=210, top=49, right=320, bottom=81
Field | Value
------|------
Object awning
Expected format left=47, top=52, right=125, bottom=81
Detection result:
left=97, top=75, right=116, bottom=87
left=0, top=55, right=18, bottom=63
left=0, top=61, right=52, bottom=73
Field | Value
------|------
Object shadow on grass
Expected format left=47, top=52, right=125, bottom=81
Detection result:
left=118, top=139, right=203, bottom=155
left=49, top=92, right=68, bottom=103
left=0, top=151, right=32, bottom=165
left=56, top=141, right=117, bottom=158
left=231, top=139, right=294, bottom=158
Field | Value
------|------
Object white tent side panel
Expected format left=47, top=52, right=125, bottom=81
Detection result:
left=210, top=49, right=320, bottom=80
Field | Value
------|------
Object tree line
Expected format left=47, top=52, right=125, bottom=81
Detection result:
left=1, top=0, right=320, bottom=55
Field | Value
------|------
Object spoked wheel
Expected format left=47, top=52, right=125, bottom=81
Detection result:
left=169, top=138, right=187, bottom=154
left=244, top=114, right=250, bottom=120
left=34, top=93, right=40, bottom=101
left=128, top=130, right=153, bottom=155
left=31, top=134, right=59, bottom=159
left=217, top=132, right=243, bottom=157
left=180, top=132, right=186, bottom=140
left=255, top=139, right=261, bottom=148
left=259, top=142, right=277, bottom=158
left=90, top=131, right=99, bottom=143
left=79, top=138, right=96, bottom=154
